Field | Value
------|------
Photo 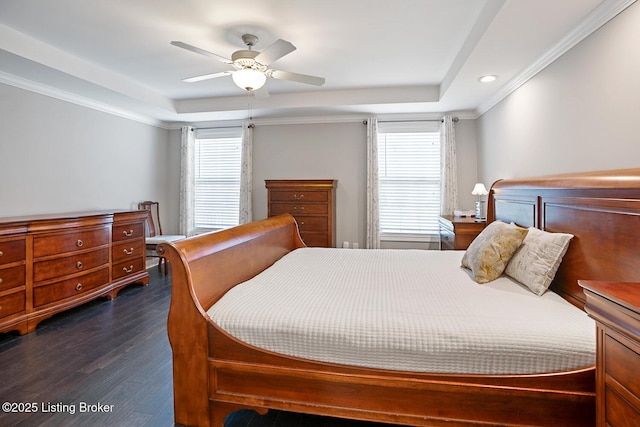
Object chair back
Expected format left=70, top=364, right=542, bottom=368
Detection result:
left=138, top=201, right=163, bottom=237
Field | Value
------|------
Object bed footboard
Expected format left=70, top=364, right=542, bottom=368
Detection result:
left=158, top=214, right=305, bottom=427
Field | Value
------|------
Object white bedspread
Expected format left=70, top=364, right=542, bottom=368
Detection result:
left=207, top=248, right=595, bottom=375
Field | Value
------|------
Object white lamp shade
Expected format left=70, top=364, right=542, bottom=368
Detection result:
left=232, top=68, right=267, bottom=91
left=471, top=183, right=488, bottom=196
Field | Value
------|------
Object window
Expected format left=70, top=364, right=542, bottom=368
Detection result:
left=194, top=127, right=243, bottom=231
left=377, top=121, right=441, bottom=240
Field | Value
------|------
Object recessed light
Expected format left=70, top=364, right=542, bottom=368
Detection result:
left=478, top=75, right=498, bottom=83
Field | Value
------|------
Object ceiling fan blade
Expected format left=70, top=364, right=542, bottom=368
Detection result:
left=171, top=41, right=232, bottom=64
left=269, top=69, right=325, bottom=86
left=251, top=85, right=270, bottom=99
left=254, top=39, right=296, bottom=65
left=182, top=71, right=232, bottom=83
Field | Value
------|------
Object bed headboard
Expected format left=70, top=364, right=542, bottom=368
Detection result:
left=488, top=168, right=640, bottom=308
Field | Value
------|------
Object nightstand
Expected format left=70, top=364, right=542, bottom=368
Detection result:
left=579, top=280, right=640, bottom=427
left=438, top=215, right=486, bottom=250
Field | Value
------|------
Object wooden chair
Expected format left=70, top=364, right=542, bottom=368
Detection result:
left=138, top=201, right=186, bottom=275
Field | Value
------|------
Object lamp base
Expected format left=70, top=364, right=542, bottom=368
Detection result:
left=475, top=201, right=487, bottom=222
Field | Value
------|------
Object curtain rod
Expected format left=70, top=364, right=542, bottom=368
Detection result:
left=363, top=117, right=459, bottom=125
left=194, top=123, right=254, bottom=130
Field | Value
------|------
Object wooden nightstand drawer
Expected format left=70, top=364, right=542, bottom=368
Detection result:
left=0, top=239, right=26, bottom=265
left=0, top=265, right=26, bottom=292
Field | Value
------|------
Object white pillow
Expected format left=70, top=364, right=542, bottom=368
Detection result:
left=505, top=227, right=573, bottom=296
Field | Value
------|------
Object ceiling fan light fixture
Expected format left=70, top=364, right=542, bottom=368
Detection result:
left=232, top=68, right=267, bottom=91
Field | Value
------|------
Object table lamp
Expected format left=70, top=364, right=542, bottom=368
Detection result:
left=472, top=183, right=488, bottom=221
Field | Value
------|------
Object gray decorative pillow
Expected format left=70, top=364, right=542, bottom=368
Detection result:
left=505, top=227, right=573, bottom=296
left=461, top=221, right=529, bottom=284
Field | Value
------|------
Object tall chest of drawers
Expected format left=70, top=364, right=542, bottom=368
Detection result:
left=0, top=210, right=149, bottom=335
left=266, top=180, right=337, bottom=248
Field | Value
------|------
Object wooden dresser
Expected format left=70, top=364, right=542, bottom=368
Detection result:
left=266, top=180, right=337, bottom=248
left=580, top=280, right=640, bottom=426
left=0, top=210, right=149, bottom=335
left=439, top=215, right=486, bottom=250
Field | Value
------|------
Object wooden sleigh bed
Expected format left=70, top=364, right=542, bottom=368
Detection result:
left=158, top=169, right=640, bottom=427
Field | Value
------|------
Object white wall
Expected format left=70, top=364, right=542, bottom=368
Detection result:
left=0, top=83, right=173, bottom=229
left=252, top=122, right=366, bottom=247
left=477, top=2, right=640, bottom=185
left=246, top=119, right=478, bottom=248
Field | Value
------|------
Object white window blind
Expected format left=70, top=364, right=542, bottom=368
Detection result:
left=194, top=127, right=242, bottom=230
left=377, top=121, right=441, bottom=239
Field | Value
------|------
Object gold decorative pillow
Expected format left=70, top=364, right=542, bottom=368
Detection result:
left=461, top=221, right=529, bottom=284
left=505, top=227, right=573, bottom=295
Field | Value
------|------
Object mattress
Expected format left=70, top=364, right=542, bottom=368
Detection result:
left=207, top=248, right=595, bottom=375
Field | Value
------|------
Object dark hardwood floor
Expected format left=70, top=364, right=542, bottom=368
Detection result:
left=0, top=268, right=395, bottom=427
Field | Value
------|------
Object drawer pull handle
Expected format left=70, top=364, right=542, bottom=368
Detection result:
left=123, top=265, right=134, bottom=274
left=0, top=278, right=3, bottom=284
left=76, top=239, right=83, bottom=247
left=0, top=251, right=3, bottom=257
left=123, top=229, right=134, bottom=237
left=300, top=221, right=305, bottom=226
left=76, top=261, right=84, bottom=269
left=293, top=206, right=304, bottom=211
left=293, top=194, right=304, bottom=200
left=123, top=248, right=134, bottom=255
left=0, top=305, right=2, bottom=311
left=75, top=283, right=83, bottom=291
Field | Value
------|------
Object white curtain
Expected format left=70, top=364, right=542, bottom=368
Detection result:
left=239, top=123, right=253, bottom=224
left=440, top=116, right=458, bottom=216
left=179, top=126, right=196, bottom=236
left=366, top=118, right=380, bottom=249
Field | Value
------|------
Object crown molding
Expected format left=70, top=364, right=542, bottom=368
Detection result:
left=475, top=0, right=636, bottom=117
left=0, top=71, right=169, bottom=129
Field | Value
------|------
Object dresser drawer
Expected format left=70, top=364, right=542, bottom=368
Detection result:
left=33, top=226, right=110, bottom=258
left=270, top=202, right=328, bottom=216
left=112, top=258, right=145, bottom=280
left=269, top=191, right=328, bottom=203
left=33, top=268, right=110, bottom=307
left=33, top=248, right=110, bottom=283
left=0, top=291, right=25, bottom=320
left=0, top=265, right=26, bottom=292
left=300, top=233, right=329, bottom=247
left=605, top=335, right=640, bottom=398
left=296, top=216, right=328, bottom=233
left=112, top=239, right=145, bottom=263
left=0, top=239, right=26, bottom=265
left=112, top=222, right=145, bottom=243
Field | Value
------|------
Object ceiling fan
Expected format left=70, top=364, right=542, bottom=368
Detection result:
left=171, top=34, right=325, bottom=96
